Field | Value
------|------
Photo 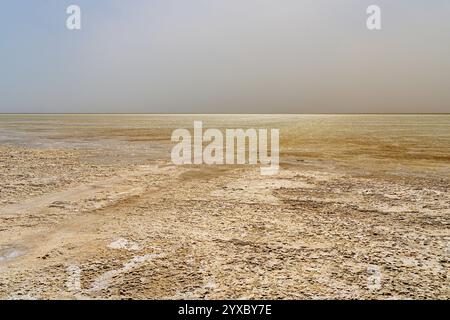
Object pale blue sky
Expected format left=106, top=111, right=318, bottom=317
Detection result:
left=1, top=1, right=449, bottom=113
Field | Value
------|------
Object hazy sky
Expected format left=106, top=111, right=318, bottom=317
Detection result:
left=1, top=0, right=449, bottom=113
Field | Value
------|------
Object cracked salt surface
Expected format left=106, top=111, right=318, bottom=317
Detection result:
left=88, top=252, right=166, bottom=293
left=0, top=247, right=24, bottom=263
left=107, top=238, right=141, bottom=251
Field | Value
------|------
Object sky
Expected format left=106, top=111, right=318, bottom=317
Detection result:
left=0, top=0, right=449, bottom=113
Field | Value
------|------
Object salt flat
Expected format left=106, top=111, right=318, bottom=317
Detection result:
left=0, top=114, right=448, bottom=299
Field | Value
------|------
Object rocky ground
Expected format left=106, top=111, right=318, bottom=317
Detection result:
left=0, top=145, right=448, bottom=299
